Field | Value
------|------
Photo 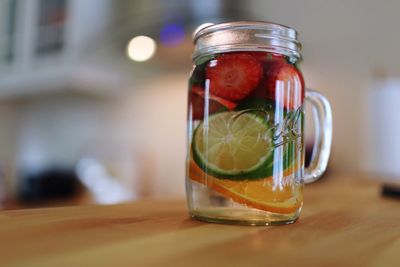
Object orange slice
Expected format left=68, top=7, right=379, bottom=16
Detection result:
left=188, top=159, right=302, bottom=214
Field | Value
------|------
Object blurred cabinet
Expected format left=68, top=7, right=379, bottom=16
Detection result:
left=0, top=0, right=17, bottom=65
left=0, top=0, right=114, bottom=96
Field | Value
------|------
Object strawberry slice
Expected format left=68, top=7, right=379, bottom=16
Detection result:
left=252, top=59, right=304, bottom=110
left=190, top=85, right=237, bottom=120
left=191, top=86, right=237, bottom=111
left=206, top=53, right=263, bottom=101
left=190, top=90, right=219, bottom=120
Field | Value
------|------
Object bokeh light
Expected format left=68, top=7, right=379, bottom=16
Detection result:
left=126, top=35, right=157, bottom=62
left=160, top=23, right=185, bottom=47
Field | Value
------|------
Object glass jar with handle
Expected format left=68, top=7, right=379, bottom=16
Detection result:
left=186, top=21, right=332, bottom=225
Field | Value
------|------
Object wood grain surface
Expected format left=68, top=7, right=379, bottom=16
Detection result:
left=0, top=175, right=399, bottom=267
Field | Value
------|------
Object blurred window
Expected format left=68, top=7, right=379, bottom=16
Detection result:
left=36, top=0, right=67, bottom=55
left=0, top=0, right=17, bottom=64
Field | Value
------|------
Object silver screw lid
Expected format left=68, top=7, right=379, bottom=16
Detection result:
left=192, top=21, right=302, bottom=62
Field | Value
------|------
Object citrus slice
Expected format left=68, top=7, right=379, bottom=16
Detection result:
left=192, top=111, right=274, bottom=180
left=188, top=159, right=302, bottom=214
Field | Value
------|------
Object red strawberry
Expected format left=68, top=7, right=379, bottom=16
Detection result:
left=190, top=90, right=219, bottom=120
left=206, top=53, right=263, bottom=101
left=192, top=86, right=237, bottom=111
left=189, top=85, right=237, bottom=120
left=252, top=59, right=304, bottom=110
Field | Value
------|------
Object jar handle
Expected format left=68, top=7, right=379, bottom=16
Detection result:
left=304, top=89, right=333, bottom=183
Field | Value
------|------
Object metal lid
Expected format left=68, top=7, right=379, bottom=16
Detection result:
left=192, top=21, right=302, bottom=62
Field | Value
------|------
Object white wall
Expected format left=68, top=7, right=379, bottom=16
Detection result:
left=15, top=93, right=107, bottom=171
left=3, top=92, right=141, bottom=197
left=113, top=74, right=188, bottom=197
left=0, top=79, right=188, bottom=199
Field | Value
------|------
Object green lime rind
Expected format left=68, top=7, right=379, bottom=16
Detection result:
left=191, top=112, right=296, bottom=181
left=192, top=134, right=295, bottom=181
left=189, top=56, right=213, bottom=87
left=235, top=97, right=275, bottom=111
left=195, top=55, right=214, bottom=65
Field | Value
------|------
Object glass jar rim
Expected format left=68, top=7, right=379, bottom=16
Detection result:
left=192, top=20, right=302, bottom=62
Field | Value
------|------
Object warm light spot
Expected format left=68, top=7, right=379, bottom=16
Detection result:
left=126, top=35, right=156, bottom=62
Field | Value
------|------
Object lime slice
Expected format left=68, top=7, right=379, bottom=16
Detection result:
left=192, top=112, right=274, bottom=180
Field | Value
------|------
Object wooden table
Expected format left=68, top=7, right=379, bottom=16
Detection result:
left=0, top=175, right=399, bottom=267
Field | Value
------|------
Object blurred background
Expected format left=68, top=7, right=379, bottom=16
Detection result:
left=1, top=0, right=400, bottom=209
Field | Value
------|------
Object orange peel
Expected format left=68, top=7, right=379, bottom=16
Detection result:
left=188, top=160, right=303, bottom=214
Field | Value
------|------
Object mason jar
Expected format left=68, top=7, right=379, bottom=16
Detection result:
left=186, top=21, right=332, bottom=225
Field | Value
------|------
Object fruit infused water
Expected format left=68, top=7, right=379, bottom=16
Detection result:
left=186, top=51, right=305, bottom=225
